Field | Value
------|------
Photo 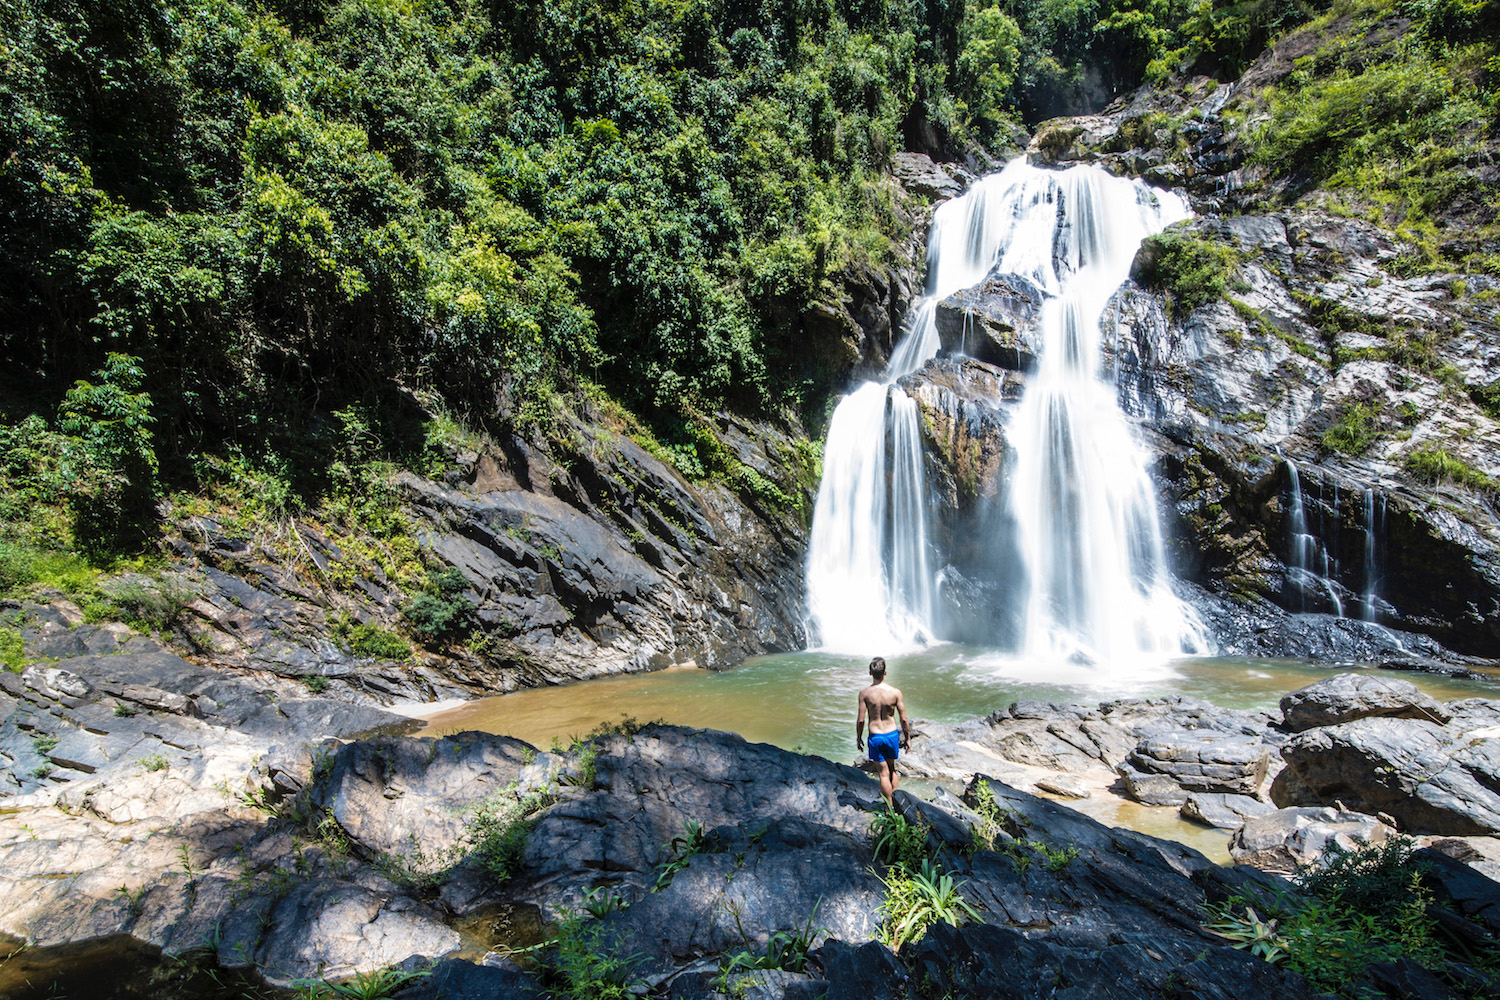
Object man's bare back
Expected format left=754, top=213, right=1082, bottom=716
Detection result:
left=858, top=682, right=904, bottom=734
left=856, top=657, right=908, bottom=804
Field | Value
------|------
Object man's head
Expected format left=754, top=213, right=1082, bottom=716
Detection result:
left=869, top=656, right=886, bottom=681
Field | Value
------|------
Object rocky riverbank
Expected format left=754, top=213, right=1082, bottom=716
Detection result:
left=4, top=621, right=1499, bottom=999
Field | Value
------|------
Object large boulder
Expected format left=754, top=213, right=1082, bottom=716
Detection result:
left=313, top=732, right=557, bottom=871
left=1117, top=731, right=1270, bottom=806
left=1271, top=718, right=1500, bottom=835
left=1229, top=806, right=1393, bottom=874
left=1181, top=793, right=1276, bottom=831
left=1278, top=673, right=1452, bottom=732
left=933, top=274, right=1045, bottom=370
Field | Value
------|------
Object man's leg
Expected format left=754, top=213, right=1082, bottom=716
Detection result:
left=878, top=759, right=895, bottom=803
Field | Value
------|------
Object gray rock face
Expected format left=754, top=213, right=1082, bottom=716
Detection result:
left=1120, top=731, right=1271, bottom=804
left=1229, top=806, right=1393, bottom=874
left=1279, top=672, right=1453, bottom=732
left=933, top=274, right=1044, bottom=370
left=315, top=732, right=557, bottom=867
left=1181, top=793, right=1276, bottom=831
left=256, top=881, right=460, bottom=984
left=1273, top=717, right=1500, bottom=835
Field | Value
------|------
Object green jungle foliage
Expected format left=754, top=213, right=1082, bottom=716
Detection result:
left=1248, top=0, right=1500, bottom=272
left=0, top=0, right=1342, bottom=437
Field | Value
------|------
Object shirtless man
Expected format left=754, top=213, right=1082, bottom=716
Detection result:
left=855, top=656, right=909, bottom=804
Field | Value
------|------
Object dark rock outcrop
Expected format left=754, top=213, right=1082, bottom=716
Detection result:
left=1279, top=673, right=1452, bottom=732
left=1271, top=717, right=1500, bottom=835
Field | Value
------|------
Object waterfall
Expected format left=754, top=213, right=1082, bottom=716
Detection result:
left=805, top=162, right=1042, bottom=652
left=1002, top=163, right=1207, bottom=665
left=807, top=158, right=1208, bottom=663
left=1362, top=487, right=1384, bottom=622
left=1285, top=459, right=1344, bottom=616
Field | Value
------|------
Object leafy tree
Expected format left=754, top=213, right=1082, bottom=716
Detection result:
left=56, top=354, right=158, bottom=554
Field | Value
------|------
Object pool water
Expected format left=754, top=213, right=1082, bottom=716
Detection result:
left=418, top=648, right=1493, bottom=763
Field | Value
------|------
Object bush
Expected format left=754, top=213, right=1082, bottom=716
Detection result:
left=1321, top=402, right=1382, bottom=455
left=56, top=354, right=159, bottom=555
left=1207, top=836, right=1494, bottom=997
left=402, top=567, right=476, bottom=644
left=0, top=628, right=23, bottom=671
left=348, top=625, right=410, bottom=661
left=1404, top=446, right=1495, bottom=490
left=1134, top=229, right=1239, bottom=318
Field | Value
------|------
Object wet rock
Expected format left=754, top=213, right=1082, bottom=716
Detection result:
left=1279, top=673, right=1452, bottom=732
left=1181, top=793, right=1276, bottom=831
left=1229, top=806, right=1393, bottom=874
left=1273, top=718, right=1500, bottom=835
left=933, top=274, right=1045, bottom=370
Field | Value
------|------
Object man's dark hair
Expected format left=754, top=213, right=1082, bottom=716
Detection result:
left=869, top=656, right=886, bottom=679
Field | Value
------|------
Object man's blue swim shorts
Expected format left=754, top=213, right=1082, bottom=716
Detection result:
left=867, top=730, right=900, bottom=763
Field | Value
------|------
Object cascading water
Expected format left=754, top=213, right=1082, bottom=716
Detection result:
left=1285, top=460, right=1344, bottom=616
left=1001, top=164, right=1208, bottom=665
left=808, top=158, right=1209, bottom=664
left=1362, top=488, right=1385, bottom=622
left=805, top=160, right=1048, bottom=652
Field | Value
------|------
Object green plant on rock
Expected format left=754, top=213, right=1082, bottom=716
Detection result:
left=876, top=859, right=982, bottom=951
left=402, top=567, right=476, bottom=645
left=870, top=804, right=931, bottom=869
left=535, top=906, right=646, bottom=1000
left=1321, top=402, right=1383, bottom=456
left=1404, top=446, right=1495, bottom=490
left=581, top=886, right=627, bottom=919
left=1203, top=836, right=1487, bottom=997
left=653, top=819, right=712, bottom=892
left=329, top=612, right=412, bottom=661
left=290, top=964, right=430, bottom=1000
left=0, top=628, right=23, bottom=671
left=1135, top=229, right=1239, bottom=318
left=468, top=786, right=553, bottom=882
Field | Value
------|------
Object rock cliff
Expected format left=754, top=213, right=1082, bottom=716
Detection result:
left=903, top=16, right=1500, bottom=662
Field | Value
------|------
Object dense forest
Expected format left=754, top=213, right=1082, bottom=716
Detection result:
left=0, top=0, right=1495, bottom=563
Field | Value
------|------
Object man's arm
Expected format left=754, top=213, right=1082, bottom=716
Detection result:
left=855, top=691, right=866, bottom=749
left=897, top=690, right=910, bottom=747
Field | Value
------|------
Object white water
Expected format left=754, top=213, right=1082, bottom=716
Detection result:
left=1362, top=488, right=1385, bottom=622
left=806, top=162, right=1048, bottom=652
left=807, top=158, right=1209, bottom=665
left=1001, top=163, right=1207, bottom=666
left=1285, top=460, right=1344, bottom=616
